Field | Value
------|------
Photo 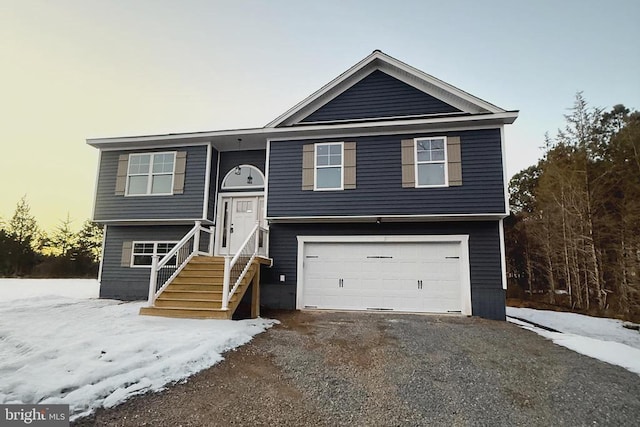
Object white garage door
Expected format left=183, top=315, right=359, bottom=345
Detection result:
left=301, top=241, right=464, bottom=313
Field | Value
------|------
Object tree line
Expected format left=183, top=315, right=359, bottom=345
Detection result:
left=507, top=94, right=640, bottom=321
left=0, top=196, right=103, bottom=278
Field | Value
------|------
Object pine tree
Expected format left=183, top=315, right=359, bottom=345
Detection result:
left=50, top=214, right=76, bottom=257
left=8, top=196, right=39, bottom=246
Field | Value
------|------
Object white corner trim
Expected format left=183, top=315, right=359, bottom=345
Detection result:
left=499, top=218, right=507, bottom=290
left=202, top=143, right=212, bottom=219
left=91, top=150, right=102, bottom=221
left=212, top=150, right=221, bottom=223
left=500, top=125, right=510, bottom=215
left=295, top=234, right=472, bottom=316
left=264, top=139, right=271, bottom=220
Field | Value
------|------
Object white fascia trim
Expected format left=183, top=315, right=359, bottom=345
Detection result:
left=91, top=150, right=102, bottom=221
left=267, top=213, right=509, bottom=222
left=95, top=218, right=214, bottom=225
left=374, top=53, right=505, bottom=114
left=87, top=112, right=519, bottom=147
left=202, top=143, right=212, bottom=219
left=264, top=139, right=271, bottom=221
left=95, top=141, right=211, bottom=151
left=267, top=50, right=506, bottom=127
left=295, top=234, right=472, bottom=316
left=266, top=123, right=508, bottom=143
left=499, top=218, right=507, bottom=290
left=97, top=224, right=107, bottom=284
left=500, top=125, right=510, bottom=214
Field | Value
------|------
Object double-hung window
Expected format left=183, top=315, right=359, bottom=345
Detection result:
left=131, top=242, right=177, bottom=267
left=415, top=137, right=447, bottom=187
left=315, top=142, right=343, bottom=190
left=127, top=152, right=176, bottom=195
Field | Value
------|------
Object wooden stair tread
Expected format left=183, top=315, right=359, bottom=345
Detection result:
left=141, top=256, right=263, bottom=320
left=139, top=306, right=230, bottom=319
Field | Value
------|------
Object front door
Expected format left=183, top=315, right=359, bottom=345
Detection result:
left=217, top=195, right=264, bottom=255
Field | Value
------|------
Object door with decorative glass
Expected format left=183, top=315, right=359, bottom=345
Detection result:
left=217, top=195, right=264, bottom=255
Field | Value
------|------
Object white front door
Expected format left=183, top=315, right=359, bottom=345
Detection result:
left=217, top=195, right=264, bottom=255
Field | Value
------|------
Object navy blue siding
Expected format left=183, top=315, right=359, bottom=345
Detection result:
left=261, top=221, right=505, bottom=320
left=267, top=129, right=505, bottom=217
left=217, top=150, right=266, bottom=192
left=100, top=225, right=197, bottom=300
left=301, top=70, right=461, bottom=123
left=94, top=145, right=207, bottom=222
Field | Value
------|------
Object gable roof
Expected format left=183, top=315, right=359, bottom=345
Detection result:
left=300, top=69, right=463, bottom=123
left=266, top=50, right=509, bottom=128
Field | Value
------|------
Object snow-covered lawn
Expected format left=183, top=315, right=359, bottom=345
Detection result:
left=0, top=279, right=277, bottom=420
left=507, top=307, right=640, bottom=376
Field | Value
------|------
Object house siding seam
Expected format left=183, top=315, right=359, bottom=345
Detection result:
left=300, top=70, right=461, bottom=123
left=267, top=129, right=505, bottom=217
left=100, top=225, right=197, bottom=300
left=94, top=145, right=207, bottom=221
left=260, top=221, right=505, bottom=320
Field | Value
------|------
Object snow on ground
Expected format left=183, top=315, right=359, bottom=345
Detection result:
left=0, top=279, right=277, bottom=420
left=0, top=278, right=100, bottom=301
left=507, top=307, right=640, bottom=376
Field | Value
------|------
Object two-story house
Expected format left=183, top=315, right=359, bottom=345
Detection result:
left=88, top=51, right=518, bottom=321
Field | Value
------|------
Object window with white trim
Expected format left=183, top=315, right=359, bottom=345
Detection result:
left=221, top=164, right=264, bottom=189
left=131, top=241, right=178, bottom=267
left=415, top=137, right=447, bottom=187
left=127, top=152, right=176, bottom=195
left=315, top=142, right=343, bottom=190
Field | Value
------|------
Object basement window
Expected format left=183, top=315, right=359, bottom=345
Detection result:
left=131, top=241, right=178, bottom=267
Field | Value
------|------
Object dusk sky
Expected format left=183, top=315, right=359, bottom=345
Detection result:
left=1, top=0, right=638, bottom=232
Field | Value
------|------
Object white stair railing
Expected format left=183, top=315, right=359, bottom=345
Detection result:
left=147, top=221, right=215, bottom=306
left=222, top=222, right=269, bottom=310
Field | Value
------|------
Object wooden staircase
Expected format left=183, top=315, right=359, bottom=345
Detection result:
left=139, top=256, right=262, bottom=319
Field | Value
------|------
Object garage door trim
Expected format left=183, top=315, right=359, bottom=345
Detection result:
left=296, top=235, right=472, bottom=315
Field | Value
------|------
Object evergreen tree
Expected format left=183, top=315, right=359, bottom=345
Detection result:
left=8, top=195, right=39, bottom=246
left=75, top=220, right=104, bottom=263
left=49, top=214, right=76, bottom=257
left=506, top=95, right=640, bottom=321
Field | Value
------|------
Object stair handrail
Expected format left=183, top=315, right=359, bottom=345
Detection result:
left=147, top=221, right=215, bottom=306
left=221, top=222, right=268, bottom=310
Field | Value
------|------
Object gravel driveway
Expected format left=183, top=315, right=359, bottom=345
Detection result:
left=75, top=310, right=640, bottom=426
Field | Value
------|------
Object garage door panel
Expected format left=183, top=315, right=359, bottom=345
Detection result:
left=301, top=240, right=464, bottom=314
